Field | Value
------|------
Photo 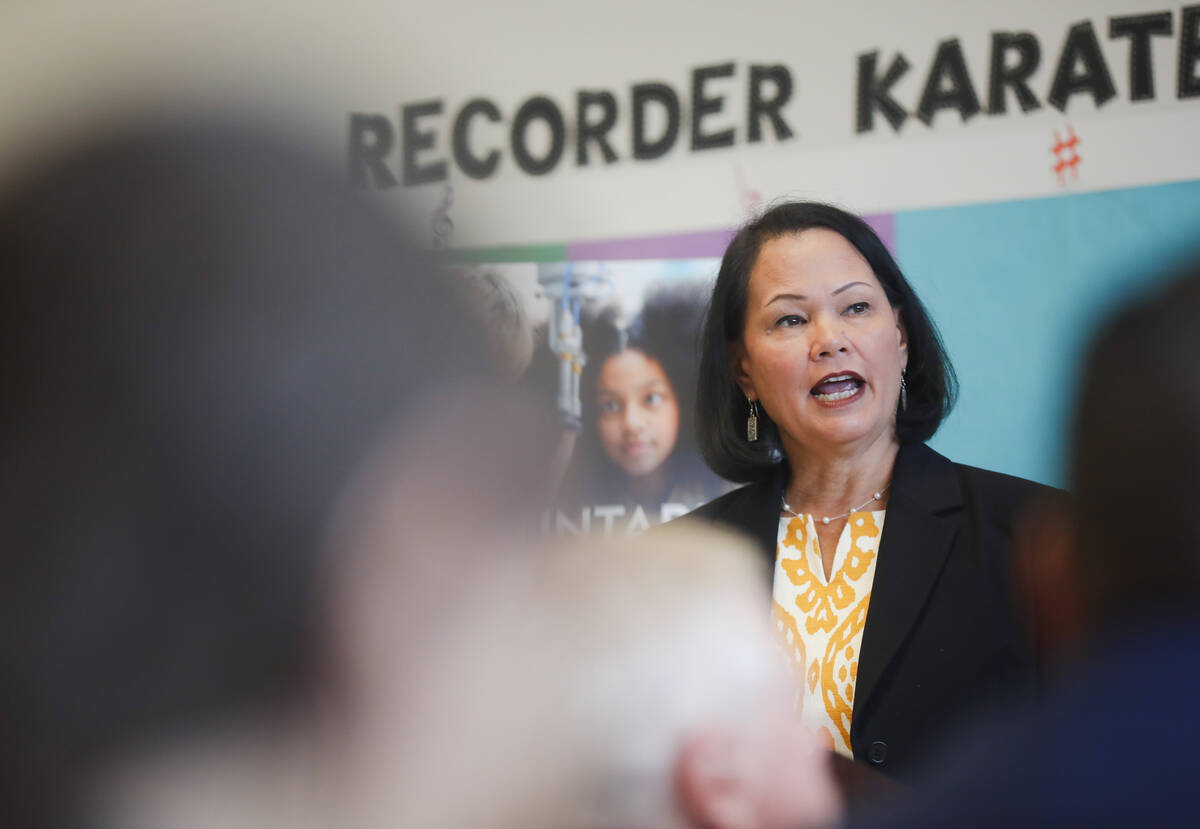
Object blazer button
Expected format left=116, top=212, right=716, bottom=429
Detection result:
left=867, top=740, right=888, bottom=765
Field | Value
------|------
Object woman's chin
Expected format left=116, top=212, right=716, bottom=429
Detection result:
left=793, top=417, right=895, bottom=454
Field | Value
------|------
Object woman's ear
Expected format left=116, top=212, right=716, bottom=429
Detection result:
left=894, top=308, right=909, bottom=369
left=729, top=341, right=757, bottom=401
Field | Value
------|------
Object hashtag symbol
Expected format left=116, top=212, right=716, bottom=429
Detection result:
left=1051, top=126, right=1082, bottom=184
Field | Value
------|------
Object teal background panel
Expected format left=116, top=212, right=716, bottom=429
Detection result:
left=894, top=180, right=1200, bottom=488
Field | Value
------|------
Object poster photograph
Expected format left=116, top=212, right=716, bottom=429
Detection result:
left=450, top=258, right=731, bottom=535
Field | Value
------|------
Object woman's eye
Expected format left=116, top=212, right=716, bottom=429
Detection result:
left=598, top=400, right=621, bottom=415
left=644, top=392, right=664, bottom=406
left=844, top=301, right=870, bottom=315
left=776, top=314, right=805, bottom=328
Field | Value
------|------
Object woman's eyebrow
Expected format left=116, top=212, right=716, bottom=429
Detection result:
left=766, top=281, right=868, bottom=306
left=766, top=292, right=806, bottom=306
left=832, top=280, right=870, bottom=295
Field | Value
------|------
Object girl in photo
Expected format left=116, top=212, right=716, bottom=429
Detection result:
left=566, top=281, right=725, bottom=524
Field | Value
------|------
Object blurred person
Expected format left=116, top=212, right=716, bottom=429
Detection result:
left=849, top=260, right=1200, bottom=827
left=0, top=119, right=544, bottom=829
left=445, top=264, right=593, bottom=495
left=686, top=202, right=1052, bottom=779
left=390, top=524, right=842, bottom=829
left=447, top=264, right=549, bottom=380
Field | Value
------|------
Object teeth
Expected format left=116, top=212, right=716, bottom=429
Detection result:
left=825, top=374, right=853, bottom=382
left=815, top=387, right=860, bottom=402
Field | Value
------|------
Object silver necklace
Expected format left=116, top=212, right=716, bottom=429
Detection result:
left=782, top=484, right=890, bottom=525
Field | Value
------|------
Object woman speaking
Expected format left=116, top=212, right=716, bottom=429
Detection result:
left=691, top=202, right=1049, bottom=782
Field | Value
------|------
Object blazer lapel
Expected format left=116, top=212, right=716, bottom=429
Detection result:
left=851, top=443, right=963, bottom=736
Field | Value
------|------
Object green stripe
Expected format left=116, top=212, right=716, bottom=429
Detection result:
left=441, top=243, right=567, bottom=264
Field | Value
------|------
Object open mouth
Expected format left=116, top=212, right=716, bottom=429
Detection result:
left=810, top=372, right=865, bottom=403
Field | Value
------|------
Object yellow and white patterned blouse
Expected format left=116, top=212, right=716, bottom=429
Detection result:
left=772, top=510, right=884, bottom=759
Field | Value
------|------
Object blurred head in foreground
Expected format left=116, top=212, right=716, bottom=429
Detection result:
left=1018, top=262, right=1200, bottom=660
left=1071, top=264, right=1200, bottom=620
left=395, top=524, right=841, bottom=829
left=0, top=119, right=543, bottom=828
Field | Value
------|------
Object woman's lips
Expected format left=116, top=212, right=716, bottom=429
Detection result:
left=811, top=372, right=865, bottom=403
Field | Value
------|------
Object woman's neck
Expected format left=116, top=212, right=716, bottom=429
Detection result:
left=782, top=433, right=900, bottom=518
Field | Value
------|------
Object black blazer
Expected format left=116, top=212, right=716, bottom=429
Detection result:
left=687, top=442, right=1052, bottom=782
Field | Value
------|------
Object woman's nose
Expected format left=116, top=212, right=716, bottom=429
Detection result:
left=809, top=314, right=850, bottom=360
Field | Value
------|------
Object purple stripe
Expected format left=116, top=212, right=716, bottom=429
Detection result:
left=864, top=213, right=895, bottom=254
left=564, top=213, right=895, bottom=261
left=567, top=229, right=736, bottom=260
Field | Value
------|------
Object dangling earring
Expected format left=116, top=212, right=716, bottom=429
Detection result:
left=899, top=370, right=908, bottom=413
left=746, top=399, right=759, bottom=442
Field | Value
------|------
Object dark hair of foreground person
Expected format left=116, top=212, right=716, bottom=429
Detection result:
left=0, top=121, right=485, bottom=828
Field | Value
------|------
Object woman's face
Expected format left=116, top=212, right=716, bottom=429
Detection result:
left=734, top=229, right=907, bottom=458
left=595, top=349, right=680, bottom=479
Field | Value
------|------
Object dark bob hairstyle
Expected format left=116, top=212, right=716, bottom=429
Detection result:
left=696, top=201, right=957, bottom=483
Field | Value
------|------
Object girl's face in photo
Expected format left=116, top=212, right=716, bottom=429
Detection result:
left=594, top=349, right=680, bottom=479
